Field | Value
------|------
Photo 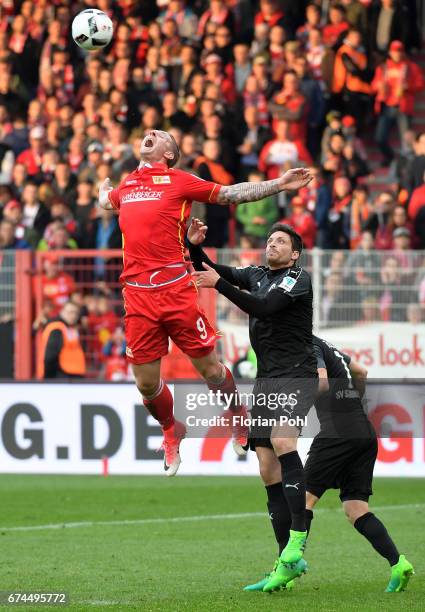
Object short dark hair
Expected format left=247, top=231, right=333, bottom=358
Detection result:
left=267, top=223, right=303, bottom=254
left=167, top=133, right=180, bottom=168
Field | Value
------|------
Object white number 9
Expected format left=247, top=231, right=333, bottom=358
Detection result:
left=196, top=317, right=208, bottom=340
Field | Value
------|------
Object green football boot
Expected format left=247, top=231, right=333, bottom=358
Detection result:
left=280, top=529, right=307, bottom=563
left=243, top=560, right=296, bottom=592
left=262, top=558, right=308, bottom=593
left=385, top=555, right=414, bottom=592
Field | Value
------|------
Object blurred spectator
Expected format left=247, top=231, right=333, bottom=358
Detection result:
left=280, top=195, right=317, bottom=249
left=255, top=0, right=289, bottom=35
left=372, top=41, right=424, bottom=165
left=296, top=4, right=321, bottom=46
left=404, top=132, right=425, bottom=194
left=0, top=218, right=30, bottom=249
left=21, top=179, right=50, bottom=239
left=374, top=204, right=416, bottom=250
left=322, top=271, right=347, bottom=327
left=233, top=44, right=251, bottom=94
left=299, top=166, right=333, bottom=247
left=406, top=303, right=423, bottom=324
left=203, top=54, right=236, bottom=105
left=342, top=0, right=368, bottom=36
left=39, top=300, right=86, bottom=379
left=237, top=105, right=272, bottom=179
left=37, top=255, right=76, bottom=316
left=322, top=3, right=350, bottom=48
left=379, top=255, right=408, bottom=321
left=0, top=139, right=14, bottom=185
left=16, top=125, right=45, bottom=176
left=293, top=55, right=325, bottom=156
left=349, top=184, right=372, bottom=248
left=38, top=221, right=78, bottom=251
left=51, top=161, right=77, bottom=207
left=332, top=29, right=373, bottom=132
left=408, top=171, right=425, bottom=248
left=259, top=119, right=311, bottom=180
left=269, top=71, right=308, bottom=142
left=102, top=326, right=128, bottom=381
left=362, top=190, right=395, bottom=238
left=158, top=1, right=198, bottom=40
left=368, top=0, right=409, bottom=55
left=345, top=230, right=380, bottom=294
left=87, top=293, right=119, bottom=364
left=235, top=170, right=278, bottom=241
left=193, top=139, right=233, bottom=247
left=324, top=176, right=353, bottom=248
left=358, top=295, right=380, bottom=323
left=73, top=179, right=95, bottom=229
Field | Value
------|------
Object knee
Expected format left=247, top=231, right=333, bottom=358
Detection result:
left=343, top=502, right=368, bottom=525
left=135, top=376, right=160, bottom=398
left=259, top=464, right=278, bottom=486
left=201, top=362, right=224, bottom=383
left=272, top=439, right=297, bottom=456
left=343, top=506, right=356, bottom=524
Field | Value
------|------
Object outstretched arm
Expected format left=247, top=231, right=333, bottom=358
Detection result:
left=193, top=264, right=292, bottom=318
left=216, top=168, right=312, bottom=205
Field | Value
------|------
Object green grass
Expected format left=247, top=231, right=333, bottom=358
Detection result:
left=0, top=476, right=423, bottom=611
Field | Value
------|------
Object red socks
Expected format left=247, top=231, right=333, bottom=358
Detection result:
left=207, top=365, right=243, bottom=413
left=143, top=380, right=175, bottom=431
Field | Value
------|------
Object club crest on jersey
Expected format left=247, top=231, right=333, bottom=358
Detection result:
left=122, top=188, right=163, bottom=203
left=279, top=276, right=297, bottom=292
left=152, top=175, right=171, bottom=184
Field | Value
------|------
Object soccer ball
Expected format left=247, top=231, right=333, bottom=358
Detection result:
left=72, top=9, right=113, bottom=51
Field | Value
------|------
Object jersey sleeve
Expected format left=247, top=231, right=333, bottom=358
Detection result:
left=313, top=344, right=326, bottom=370
left=109, top=187, right=120, bottom=210
left=277, top=269, right=311, bottom=300
left=231, top=266, right=258, bottom=291
left=342, top=352, right=351, bottom=365
left=178, top=171, right=221, bottom=203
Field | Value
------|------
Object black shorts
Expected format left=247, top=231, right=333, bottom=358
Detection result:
left=304, top=435, right=378, bottom=502
left=248, top=375, right=318, bottom=451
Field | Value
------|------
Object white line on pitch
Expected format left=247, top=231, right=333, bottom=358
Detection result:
left=0, top=503, right=424, bottom=533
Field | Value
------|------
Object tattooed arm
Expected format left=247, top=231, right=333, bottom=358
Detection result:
left=216, top=168, right=312, bottom=205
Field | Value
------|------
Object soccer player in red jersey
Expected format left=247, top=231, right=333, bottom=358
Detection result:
left=99, top=129, right=311, bottom=475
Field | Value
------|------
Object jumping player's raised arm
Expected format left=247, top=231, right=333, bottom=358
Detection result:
left=216, top=168, right=312, bottom=205
left=179, top=168, right=312, bottom=206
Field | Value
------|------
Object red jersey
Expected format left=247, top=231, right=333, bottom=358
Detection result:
left=109, top=162, right=221, bottom=282
left=38, top=272, right=76, bottom=315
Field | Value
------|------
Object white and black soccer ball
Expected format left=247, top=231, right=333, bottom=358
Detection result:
left=71, top=9, right=113, bottom=51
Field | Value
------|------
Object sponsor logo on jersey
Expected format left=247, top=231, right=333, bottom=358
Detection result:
left=279, top=275, right=297, bottom=292
left=122, top=188, right=163, bottom=203
left=152, top=175, right=171, bottom=184
left=125, top=180, right=138, bottom=185
left=126, top=346, right=134, bottom=358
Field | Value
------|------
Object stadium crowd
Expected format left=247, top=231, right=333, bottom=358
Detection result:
left=0, top=0, right=424, bottom=377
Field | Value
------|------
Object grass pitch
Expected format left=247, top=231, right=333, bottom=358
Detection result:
left=0, top=475, right=423, bottom=611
